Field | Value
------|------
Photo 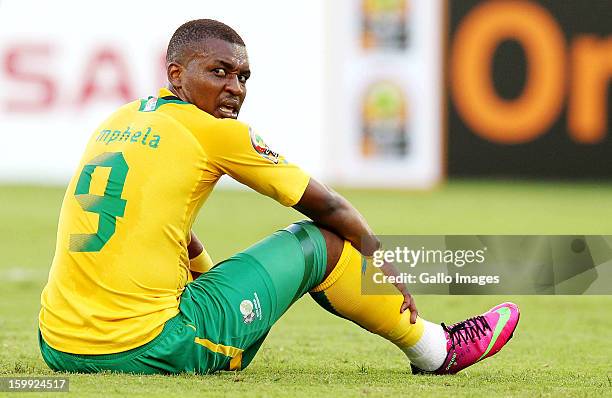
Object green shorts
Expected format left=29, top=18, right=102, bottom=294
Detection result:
left=39, top=221, right=327, bottom=374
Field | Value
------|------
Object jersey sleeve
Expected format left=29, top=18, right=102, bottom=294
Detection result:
left=198, top=119, right=310, bottom=206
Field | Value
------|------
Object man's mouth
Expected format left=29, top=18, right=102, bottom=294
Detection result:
left=217, top=102, right=239, bottom=119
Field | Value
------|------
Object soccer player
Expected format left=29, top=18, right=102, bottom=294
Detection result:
left=39, top=19, right=519, bottom=375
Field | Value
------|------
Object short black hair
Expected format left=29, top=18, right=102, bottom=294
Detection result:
left=166, top=19, right=245, bottom=64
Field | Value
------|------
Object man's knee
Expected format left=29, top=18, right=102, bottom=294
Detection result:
left=315, top=225, right=344, bottom=272
left=286, top=221, right=344, bottom=279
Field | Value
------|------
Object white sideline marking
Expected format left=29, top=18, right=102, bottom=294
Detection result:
left=1, top=267, right=42, bottom=283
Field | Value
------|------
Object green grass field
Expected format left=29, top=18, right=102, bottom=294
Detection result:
left=1, top=181, right=611, bottom=397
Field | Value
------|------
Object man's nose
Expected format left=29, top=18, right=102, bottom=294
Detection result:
left=225, top=74, right=244, bottom=96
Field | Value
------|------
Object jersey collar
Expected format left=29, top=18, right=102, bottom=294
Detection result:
left=158, top=87, right=178, bottom=99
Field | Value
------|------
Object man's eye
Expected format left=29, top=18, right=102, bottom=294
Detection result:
left=238, top=75, right=248, bottom=84
left=213, top=68, right=226, bottom=77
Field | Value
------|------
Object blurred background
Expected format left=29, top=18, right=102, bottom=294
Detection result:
left=2, top=0, right=612, bottom=183
left=2, top=0, right=611, bottom=186
left=0, top=0, right=611, bottom=392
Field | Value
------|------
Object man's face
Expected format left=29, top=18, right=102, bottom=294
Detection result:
left=170, top=38, right=250, bottom=119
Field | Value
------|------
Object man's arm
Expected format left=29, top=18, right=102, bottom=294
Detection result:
left=188, top=231, right=214, bottom=279
left=187, top=231, right=203, bottom=259
left=294, top=178, right=418, bottom=322
left=196, top=120, right=416, bottom=317
left=293, top=178, right=380, bottom=256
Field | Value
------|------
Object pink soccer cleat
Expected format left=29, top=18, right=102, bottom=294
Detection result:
left=412, top=302, right=520, bottom=375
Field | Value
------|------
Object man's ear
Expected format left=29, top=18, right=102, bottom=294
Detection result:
left=167, top=62, right=183, bottom=88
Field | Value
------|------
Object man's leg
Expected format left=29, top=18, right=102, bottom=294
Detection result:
left=311, top=226, right=449, bottom=371
left=38, top=221, right=518, bottom=375
left=171, top=220, right=425, bottom=374
left=310, top=225, right=521, bottom=375
left=180, top=220, right=519, bottom=375
left=173, top=221, right=330, bottom=373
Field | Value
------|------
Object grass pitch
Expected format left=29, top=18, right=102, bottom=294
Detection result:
left=1, top=181, right=611, bottom=397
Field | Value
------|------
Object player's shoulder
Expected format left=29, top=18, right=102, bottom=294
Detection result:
left=160, top=100, right=248, bottom=134
left=210, top=117, right=250, bottom=135
left=114, top=99, right=144, bottom=115
left=195, top=118, right=252, bottom=154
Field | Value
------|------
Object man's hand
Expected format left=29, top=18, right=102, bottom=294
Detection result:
left=380, top=261, right=419, bottom=323
left=294, top=178, right=418, bottom=319
left=187, top=231, right=214, bottom=278
left=187, top=231, right=203, bottom=259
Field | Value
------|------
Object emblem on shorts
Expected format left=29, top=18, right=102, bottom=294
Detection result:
left=240, top=293, right=263, bottom=324
left=249, top=127, right=280, bottom=164
left=240, top=300, right=255, bottom=324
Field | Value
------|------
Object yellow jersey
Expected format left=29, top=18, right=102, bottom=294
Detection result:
left=39, top=88, right=310, bottom=354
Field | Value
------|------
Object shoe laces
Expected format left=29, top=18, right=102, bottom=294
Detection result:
left=442, top=316, right=491, bottom=348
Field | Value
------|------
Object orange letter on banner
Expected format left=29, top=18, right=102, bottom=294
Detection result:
left=450, top=0, right=566, bottom=144
left=569, top=36, right=612, bottom=144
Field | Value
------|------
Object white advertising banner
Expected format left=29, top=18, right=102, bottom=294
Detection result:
left=0, top=0, right=325, bottom=183
left=0, top=0, right=443, bottom=188
left=326, top=0, right=444, bottom=188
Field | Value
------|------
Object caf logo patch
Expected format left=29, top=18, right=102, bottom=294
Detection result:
left=239, top=293, right=263, bottom=325
left=240, top=299, right=255, bottom=324
left=249, top=128, right=280, bottom=164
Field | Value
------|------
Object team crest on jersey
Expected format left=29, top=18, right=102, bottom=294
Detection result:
left=143, top=97, right=158, bottom=112
left=249, top=128, right=280, bottom=164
